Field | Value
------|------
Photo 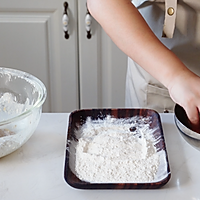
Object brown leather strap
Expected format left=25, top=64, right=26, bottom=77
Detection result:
left=162, top=0, right=177, bottom=38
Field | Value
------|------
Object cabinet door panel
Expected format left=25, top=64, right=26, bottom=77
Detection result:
left=78, top=0, right=127, bottom=109
left=0, top=14, right=51, bottom=111
left=0, top=0, right=79, bottom=112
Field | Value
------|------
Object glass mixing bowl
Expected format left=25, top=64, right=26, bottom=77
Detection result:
left=0, top=67, right=47, bottom=157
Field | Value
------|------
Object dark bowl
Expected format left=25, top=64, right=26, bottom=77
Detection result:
left=174, top=104, right=200, bottom=151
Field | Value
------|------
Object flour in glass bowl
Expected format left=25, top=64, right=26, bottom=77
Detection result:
left=0, top=92, right=35, bottom=157
left=0, top=92, right=30, bottom=123
left=73, top=115, right=165, bottom=183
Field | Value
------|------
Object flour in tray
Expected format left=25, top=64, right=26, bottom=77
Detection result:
left=73, top=115, right=166, bottom=183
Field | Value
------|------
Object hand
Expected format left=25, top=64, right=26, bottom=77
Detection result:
left=168, top=71, right=200, bottom=129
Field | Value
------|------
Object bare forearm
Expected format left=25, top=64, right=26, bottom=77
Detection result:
left=88, top=0, right=200, bottom=126
left=87, top=0, right=193, bottom=89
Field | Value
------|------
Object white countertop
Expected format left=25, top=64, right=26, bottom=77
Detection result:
left=1, top=113, right=200, bottom=199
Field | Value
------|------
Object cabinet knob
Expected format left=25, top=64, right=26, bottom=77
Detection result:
left=85, top=6, right=92, bottom=39
left=62, top=2, right=69, bottom=39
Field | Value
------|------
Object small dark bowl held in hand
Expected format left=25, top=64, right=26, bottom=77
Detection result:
left=174, top=104, right=200, bottom=140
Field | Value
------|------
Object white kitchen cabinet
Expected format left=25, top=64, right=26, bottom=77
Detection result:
left=0, top=0, right=127, bottom=112
left=78, top=0, right=127, bottom=109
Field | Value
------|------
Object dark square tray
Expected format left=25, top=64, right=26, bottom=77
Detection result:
left=64, top=108, right=171, bottom=189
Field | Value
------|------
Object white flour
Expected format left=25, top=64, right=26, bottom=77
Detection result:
left=0, top=92, right=30, bottom=122
left=0, top=92, right=35, bottom=157
left=74, top=115, right=161, bottom=183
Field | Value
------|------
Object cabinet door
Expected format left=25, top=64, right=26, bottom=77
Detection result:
left=78, top=0, right=127, bottom=109
left=0, top=0, right=79, bottom=112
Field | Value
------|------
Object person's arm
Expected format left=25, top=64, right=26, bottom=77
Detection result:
left=87, top=0, right=200, bottom=126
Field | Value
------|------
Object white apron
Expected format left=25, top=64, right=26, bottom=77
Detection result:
left=126, top=0, right=200, bottom=113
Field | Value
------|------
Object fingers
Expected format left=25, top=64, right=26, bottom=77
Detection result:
left=184, top=105, right=199, bottom=125
left=183, top=104, right=200, bottom=133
